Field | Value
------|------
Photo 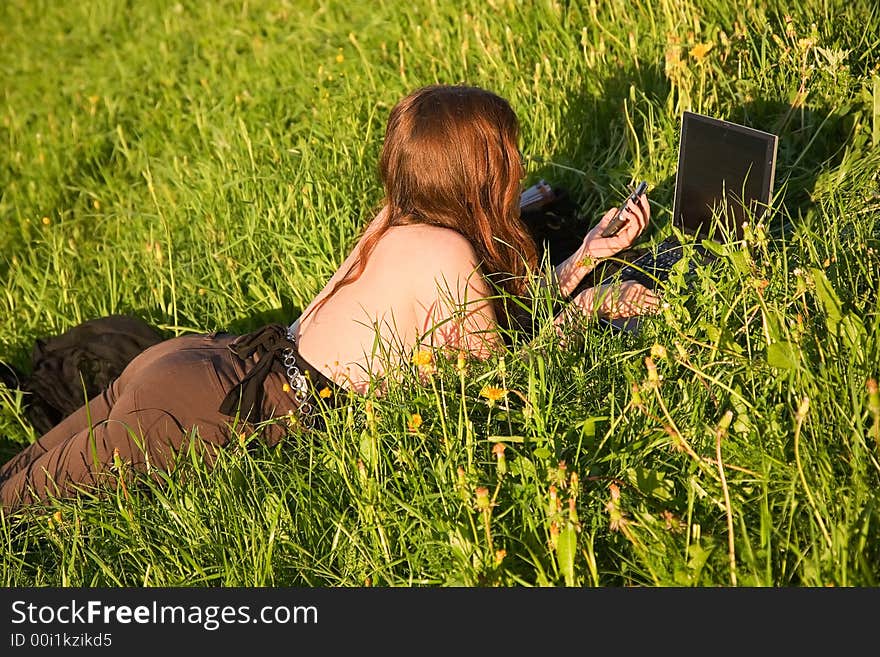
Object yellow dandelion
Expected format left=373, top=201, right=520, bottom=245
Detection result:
left=494, top=549, right=507, bottom=566
left=797, top=37, right=816, bottom=52
left=335, top=53, right=345, bottom=63
left=456, top=350, right=467, bottom=375
left=479, top=385, right=508, bottom=403
left=689, top=42, right=713, bottom=60
left=48, top=510, right=62, bottom=529
left=411, top=349, right=433, bottom=367
left=407, top=413, right=422, bottom=433
left=282, top=383, right=291, bottom=393
left=41, top=216, right=50, bottom=225
left=577, top=254, right=595, bottom=269
left=318, top=386, right=332, bottom=398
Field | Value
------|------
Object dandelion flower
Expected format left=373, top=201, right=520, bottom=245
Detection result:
left=577, top=255, right=595, bottom=269
left=407, top=413, right=422, bottom=433
left=689, top=42, right=713, bottom=60
left=412, top=349, right=433, bottom=367
left=480, top=385, right=508, bottom=404
left=456, top=350, right=467, bottom=375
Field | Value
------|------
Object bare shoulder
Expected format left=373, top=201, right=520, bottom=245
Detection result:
left=381, top=224, right=478, bottom=266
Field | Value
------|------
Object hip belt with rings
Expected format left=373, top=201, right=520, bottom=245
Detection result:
left=218, top=323, right=337, bottom=429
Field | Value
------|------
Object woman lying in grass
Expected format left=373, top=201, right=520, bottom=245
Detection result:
left=0, top=84, right=657, bottom=513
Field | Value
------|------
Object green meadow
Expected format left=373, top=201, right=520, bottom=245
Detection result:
left=1, top=0, right=878, bottom=586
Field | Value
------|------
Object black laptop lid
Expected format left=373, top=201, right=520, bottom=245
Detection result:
left=672, top=111, right=778, bottom=241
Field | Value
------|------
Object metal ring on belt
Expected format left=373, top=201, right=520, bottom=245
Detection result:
left=282, top=328, right=315, bottom=430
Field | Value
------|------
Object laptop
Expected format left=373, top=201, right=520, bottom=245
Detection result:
left=600, top=111, right=778, bottom=331
left=617, top=111, right=778, bottom=288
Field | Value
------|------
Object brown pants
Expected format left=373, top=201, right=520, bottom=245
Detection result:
left=0, top=333, right=297, bottom=513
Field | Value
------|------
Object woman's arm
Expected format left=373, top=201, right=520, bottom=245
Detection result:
left=554, top=279, right=660, bottom=329
left=420, top=194, right=658, bottom=358
left=552, top=193, right=652, bottom=297
left=417, top=234, right=505, bottom=360
left=547, top=192, right=658, bottom=338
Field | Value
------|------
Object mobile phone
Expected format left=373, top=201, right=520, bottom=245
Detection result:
left=600, top=181, right=648, bottom=238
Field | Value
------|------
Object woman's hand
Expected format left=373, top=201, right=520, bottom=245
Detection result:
left=580, top=192, right=651, bottom=263
left=551, top=191, right=651, bottom=299
left=573, top=280, right=660, bottom=319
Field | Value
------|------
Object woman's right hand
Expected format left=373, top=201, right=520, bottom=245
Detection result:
left=553, top=191, right=651, bottom=299
left=573, top=280, right=660, bottom=319
left=580, top=192, right=651, bottom=262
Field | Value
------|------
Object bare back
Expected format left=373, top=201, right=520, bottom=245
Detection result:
left=293, top=208, right=500, bottom=392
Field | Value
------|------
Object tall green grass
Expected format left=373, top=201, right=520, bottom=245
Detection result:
left=1, top=0, right=878, bottom=586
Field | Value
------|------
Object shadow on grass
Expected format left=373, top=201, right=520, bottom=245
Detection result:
left=523, top=60, right=860, bottom=271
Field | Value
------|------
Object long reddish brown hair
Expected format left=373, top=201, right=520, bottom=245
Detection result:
left=312, top=84, right=538, bottom=324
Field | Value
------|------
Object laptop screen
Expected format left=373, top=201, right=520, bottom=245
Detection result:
left=672, top=111, right=778, bottom=241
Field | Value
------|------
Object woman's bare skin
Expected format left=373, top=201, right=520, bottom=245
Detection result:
left=294, top=194, right=658, bottom=393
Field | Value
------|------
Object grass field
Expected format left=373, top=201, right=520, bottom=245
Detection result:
left=1, top=0, right=878, bottom=586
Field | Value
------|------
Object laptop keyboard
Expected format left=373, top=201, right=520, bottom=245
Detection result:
left=617, top=238, right=701, bottom=289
